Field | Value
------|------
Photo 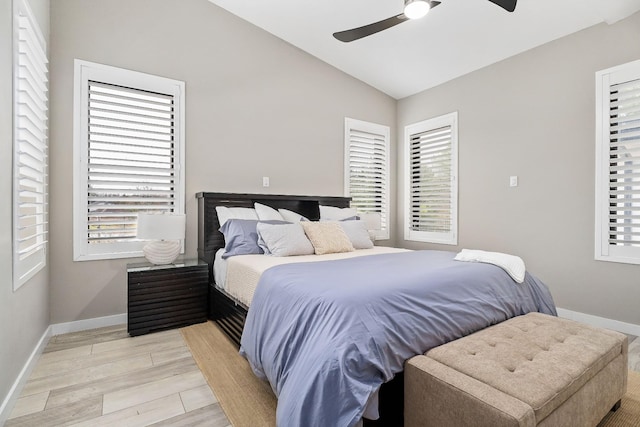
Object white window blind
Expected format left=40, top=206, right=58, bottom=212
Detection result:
left=596, top=60, right=640, bottom=264
left=404, top=113, right=458, bottom=245
left=74, top=61, right=185, bottom=261
left=13, top=0, right=48, bottom=289
left=344, top=118, right=390, bottom=240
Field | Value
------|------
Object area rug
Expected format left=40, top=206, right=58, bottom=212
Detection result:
left=181, top=321, right=276, bottom=427
left=182, top=321, right=640, bottom=427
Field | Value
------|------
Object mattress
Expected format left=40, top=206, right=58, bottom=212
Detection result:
left=214, top=246, right=409, bottom=307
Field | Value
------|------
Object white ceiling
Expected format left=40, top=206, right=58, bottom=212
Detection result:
left=208, top=0, right=640, bottom=99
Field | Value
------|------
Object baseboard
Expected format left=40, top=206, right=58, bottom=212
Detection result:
left=50, top=313, right=127, bottom=336
left=0, top=313, right=127, bottom=424
left=557, top=307, right=640, bottom=337
left=0, top=325, right=52, bottom=426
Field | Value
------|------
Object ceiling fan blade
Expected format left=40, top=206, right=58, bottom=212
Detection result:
left=333, top=14, right=408, bottom=43
left=487, top=0, right=517, bottom=12
left=334, top=1, right=441, bottom=43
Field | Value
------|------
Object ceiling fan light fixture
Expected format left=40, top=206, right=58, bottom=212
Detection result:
left=404, top=0, right=431, bottom=20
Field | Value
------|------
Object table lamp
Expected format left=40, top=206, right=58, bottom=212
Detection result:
left=359, top=212, right=382, bottom=242
left=136, top=213, right=186, bottom=264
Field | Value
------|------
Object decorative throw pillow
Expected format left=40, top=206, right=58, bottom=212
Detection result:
left=301, top=221, right=355, bottom=255
left=339, top=220, right=374, bottom=249
left=278, top=208, right=309, bottom=222
left=319, top=205, right=358, bottom=221
left=216, top=206, right=258, bottom=227
left=219, top=219, right=263, bottom=258
left=256, top=222, right=314, bottom=257
left=254, top=202, right=284, bottom=221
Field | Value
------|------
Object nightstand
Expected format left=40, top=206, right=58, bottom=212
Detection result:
left=127, top=259, right=209, bottom=336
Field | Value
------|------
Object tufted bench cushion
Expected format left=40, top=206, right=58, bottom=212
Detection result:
left=405, top=313, right=628, bottom=427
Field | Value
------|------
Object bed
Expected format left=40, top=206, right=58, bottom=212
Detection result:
left=197, top=192, right=354, bottom=344
left=196, top=192, right=557, bottom=427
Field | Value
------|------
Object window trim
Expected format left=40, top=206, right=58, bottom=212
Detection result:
left=595, top=59, right=640, bottom=265
left=13, top=0, right=48, bottom=290
left=403, top=112, right=458, bottom=245
left=73, top=60, right=186, bottom=261
left=344, top=117, right=390, bottom=240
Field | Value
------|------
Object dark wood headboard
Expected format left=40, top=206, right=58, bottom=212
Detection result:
left=196, top=192, right=351, bottom=272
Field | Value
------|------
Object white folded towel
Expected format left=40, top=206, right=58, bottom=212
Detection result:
left=454, top=249, right=526, bottom=283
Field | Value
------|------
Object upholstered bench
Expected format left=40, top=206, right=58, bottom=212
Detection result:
left=405, top=312, right=628, bottom=427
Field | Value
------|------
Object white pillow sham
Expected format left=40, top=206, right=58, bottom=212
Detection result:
left=254, top=202, right=284, bottom=221
left=216, top=206, right=258, bottom=227
left=278, top=208, right=309, bottom=222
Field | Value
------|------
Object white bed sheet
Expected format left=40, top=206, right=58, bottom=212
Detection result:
left=213, top=249, right=228, bottom=292
left=214, top=246, right=409, bottom=307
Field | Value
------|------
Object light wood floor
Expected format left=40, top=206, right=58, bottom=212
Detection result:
left=6, top=325, right=231, bottom=427
left=6, top=324, right=640, bottom=426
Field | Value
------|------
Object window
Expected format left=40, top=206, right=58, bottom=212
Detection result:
left=73, top=60, right=185, bottom=261
left=13, top=0, right=48, bottom=289
left=595, top=59, right=640, bottom=265
left=344, top=118, right=390, bottom=240
left=404, top=112, right=458, bottom=245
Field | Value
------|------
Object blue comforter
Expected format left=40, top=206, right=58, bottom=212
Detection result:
left=239, top=250, right=556, bottom=427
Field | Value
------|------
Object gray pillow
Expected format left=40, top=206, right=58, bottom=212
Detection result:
left=339, top=220, right=374, bottom=249
left=256, top=222, right=314, bottom=257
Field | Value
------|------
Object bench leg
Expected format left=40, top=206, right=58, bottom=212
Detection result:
left=611, top=399, right=622, bottom=412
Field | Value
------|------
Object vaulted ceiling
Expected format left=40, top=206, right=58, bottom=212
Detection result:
left=208, top=0, right=640, bottom=99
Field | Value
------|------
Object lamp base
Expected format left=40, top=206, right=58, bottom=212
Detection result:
left=142, top=240, right=181, bottom=265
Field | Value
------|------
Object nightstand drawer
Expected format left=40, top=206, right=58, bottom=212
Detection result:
left=127, top=259, right=208, bottom=336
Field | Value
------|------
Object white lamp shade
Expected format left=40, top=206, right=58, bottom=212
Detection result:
left=360, top=212, right=382, bottom=231
left=137, top=213, right=186, bottom=240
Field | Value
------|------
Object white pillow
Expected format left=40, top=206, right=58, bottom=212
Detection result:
left=319, top=205, right=358, bottom=221
left=254, top=202, right=284, bottom=221
left=339, top=220, right=374, bottom=249
left=216, top=206, right=258, bottom=227
left=256, top=223, right=314, bottom=257
left=278, top=208, right=309, bottom=222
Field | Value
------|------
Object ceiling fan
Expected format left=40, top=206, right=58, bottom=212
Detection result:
left=333, top=0, right=517, bottom=43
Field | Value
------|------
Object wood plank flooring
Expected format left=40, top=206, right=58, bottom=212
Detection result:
left=6, top=324, right=640, bottom=426
left=6, top=325, right=231, bottom=427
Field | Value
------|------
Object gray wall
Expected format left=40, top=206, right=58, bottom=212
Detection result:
left=2, top=0, right=639, bottom=412
left=49, top=0, right=397, bottom=323
left=397, top=12, right=640, bottom=326
left=0, top=0, right=50, bottom=416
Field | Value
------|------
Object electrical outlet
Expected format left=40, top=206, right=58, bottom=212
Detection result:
left=262, top=176, right=270, bottom=187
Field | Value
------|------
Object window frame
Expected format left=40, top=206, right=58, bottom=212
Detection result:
left=73, top=60, right=186, bottom=261
left=344, top=117, right=390, bottom=240
left=595, top=59, right=640, bottom=265
left=13, top=0, right=48, bottom=290
left=403, top=112, right=458, bottom=245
